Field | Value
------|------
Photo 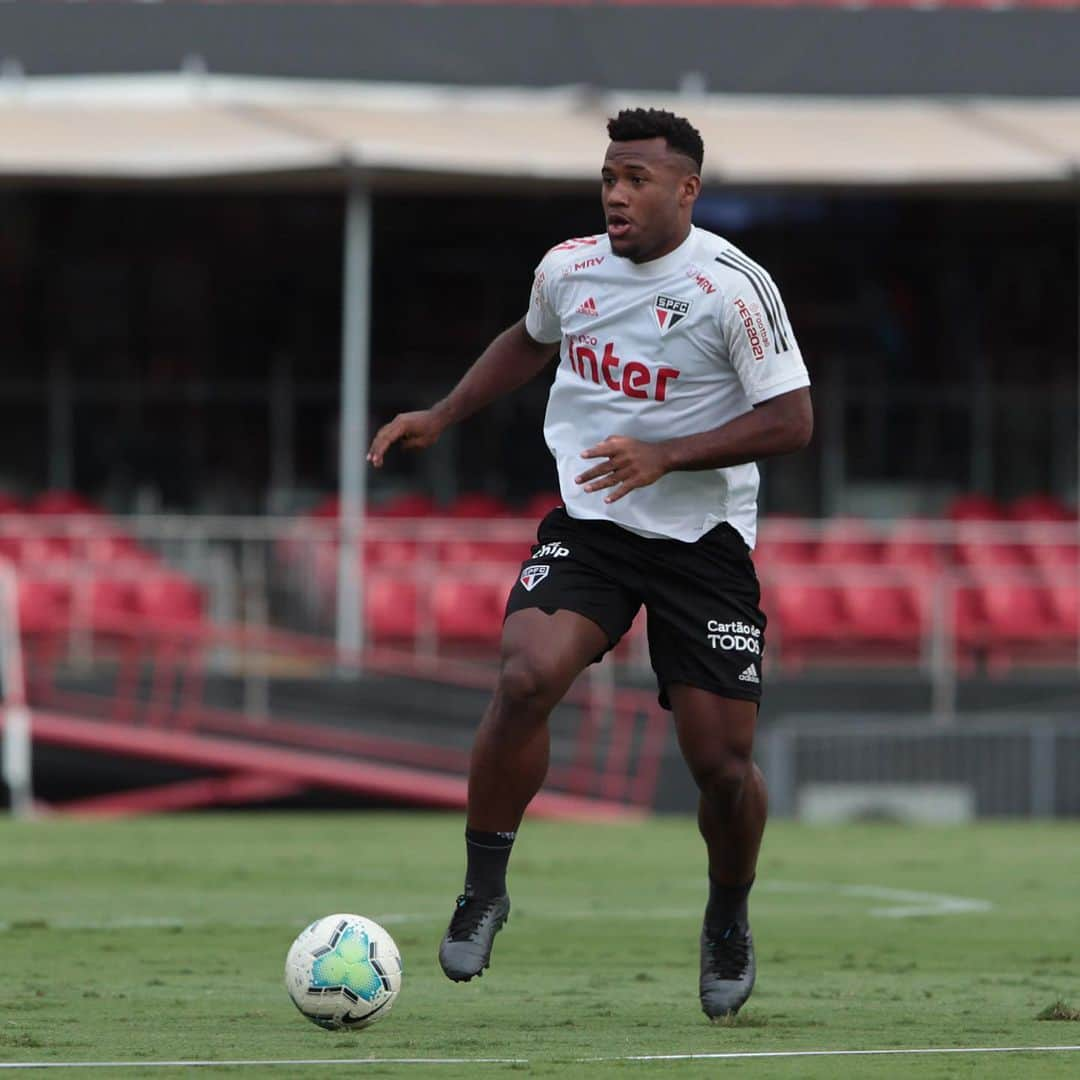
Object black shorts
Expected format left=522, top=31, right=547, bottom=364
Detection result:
left=505, top=508, right=766, bottom=710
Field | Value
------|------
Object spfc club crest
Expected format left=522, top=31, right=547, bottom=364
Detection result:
left=519, top=564, right=550, bottom=592
left=654, top=294, right=691, bottom=335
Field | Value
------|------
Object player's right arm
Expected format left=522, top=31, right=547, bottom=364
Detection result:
left=366, top=317, right=557, bottom=467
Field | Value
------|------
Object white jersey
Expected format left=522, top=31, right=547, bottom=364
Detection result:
left=525, top=225, right=810, bottom=548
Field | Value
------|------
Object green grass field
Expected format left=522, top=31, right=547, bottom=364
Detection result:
left=0, top=813, right=1078, bottom=1078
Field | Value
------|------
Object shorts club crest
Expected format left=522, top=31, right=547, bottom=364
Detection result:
left=519, top=565, right=550, bottom=592
left=506, top=509, right=767, bottom=710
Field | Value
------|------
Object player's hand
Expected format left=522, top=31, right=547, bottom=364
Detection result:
left=575, top=435, right=671, bottom=503
left=367, top=409, right=445, bottom=468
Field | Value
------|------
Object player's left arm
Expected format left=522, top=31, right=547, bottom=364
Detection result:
left=576, top=388, right=812, bottom=503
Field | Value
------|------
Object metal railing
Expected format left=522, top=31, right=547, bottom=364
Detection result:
left=761, top=716, right=1080, bottom=820
left=0, top=512, right=1077, bottom=713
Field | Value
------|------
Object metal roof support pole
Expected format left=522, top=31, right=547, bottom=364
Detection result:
left=335, top=170, right=372, bottom=664
left=48, top=352, right=73, bottom=491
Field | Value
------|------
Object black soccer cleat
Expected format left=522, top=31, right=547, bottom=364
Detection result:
left=699, top=921, right=756, bottom=1020
left=438, top=890, right=511, bottom=982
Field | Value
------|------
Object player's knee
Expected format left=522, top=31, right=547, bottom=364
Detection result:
left=694, top=753, right=752, bottom=821
left=494, top=652, right=561, bottom=716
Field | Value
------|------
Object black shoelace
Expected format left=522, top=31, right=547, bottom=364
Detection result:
left=447, top=893, right=501, bottom=941
left=703, top=924, right=751, bottom=979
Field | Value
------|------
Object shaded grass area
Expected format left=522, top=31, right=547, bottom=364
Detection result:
left=0, top=815, right=1078, bottom=1078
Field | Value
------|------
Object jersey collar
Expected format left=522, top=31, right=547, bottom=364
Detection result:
left=616, top=226, right=697, bottom=278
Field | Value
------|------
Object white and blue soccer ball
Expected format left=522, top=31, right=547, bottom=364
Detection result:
left=285, top=913, right=403, bottom=1030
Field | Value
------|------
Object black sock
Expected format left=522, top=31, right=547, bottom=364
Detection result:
left=705, top=875, right=753, bottom=933
left=464, top=828, right=516, bottom=897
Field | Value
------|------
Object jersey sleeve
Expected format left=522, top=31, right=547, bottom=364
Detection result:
left=524, top=255, right=563, bottom=345
left=716, top=257, right=810, bottom=405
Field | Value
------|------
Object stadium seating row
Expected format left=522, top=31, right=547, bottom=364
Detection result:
left=17, top=574, right=206, bottom=630
left=362, top=573, right=1080, bottom=667
left=754, top=521, right=1078, bottom=571
left=766, top=580, right=1080, bottom=670
left=0, top=492, right=205, bottom=631
left=15, top=575, right=205, bottom=634
left=0, top=491, right=104, bottom=516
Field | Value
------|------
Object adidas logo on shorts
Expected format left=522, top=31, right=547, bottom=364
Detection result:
left=738, top=664, right=760, bottom=684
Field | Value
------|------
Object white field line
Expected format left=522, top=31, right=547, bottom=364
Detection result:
left=760, top=879, right=993, bottom=918
left=1, top=1046, right=1079, bottom=1069
left=0, top=878, right=991, bottom=934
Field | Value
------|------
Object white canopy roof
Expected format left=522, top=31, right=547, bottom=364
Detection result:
left=1, top=74, right=1079, bottom=189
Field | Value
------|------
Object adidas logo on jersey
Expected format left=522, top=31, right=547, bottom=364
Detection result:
left=738, top=665, right=760, bottom=684
left=576, top=297, right=599, bottom=317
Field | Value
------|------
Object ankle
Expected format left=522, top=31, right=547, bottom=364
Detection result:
left=464, top=827, right=516, bottom=897
left=705, top=875, right=753, bottom=933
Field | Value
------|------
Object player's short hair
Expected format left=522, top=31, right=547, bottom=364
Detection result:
left=607, top=108, right=704, bottom=172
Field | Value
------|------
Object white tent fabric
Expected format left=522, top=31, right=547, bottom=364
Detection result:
left=2, top=74, right=1079, bottom=187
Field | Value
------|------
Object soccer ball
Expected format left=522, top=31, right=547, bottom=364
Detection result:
left=285, top=913, right=403, bottom=1030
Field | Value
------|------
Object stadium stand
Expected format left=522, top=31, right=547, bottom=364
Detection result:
left=275, top=492, right=1079, bottom=674
left=5, top=489, right=1074, bottom=677
left=1, top=492, right=207, bottom=635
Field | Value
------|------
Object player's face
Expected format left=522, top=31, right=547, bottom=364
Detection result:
left=601, top=138, right=700, bottom=264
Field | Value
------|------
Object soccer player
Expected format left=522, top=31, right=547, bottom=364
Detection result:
left=368, top=108, right=813, bottom=1019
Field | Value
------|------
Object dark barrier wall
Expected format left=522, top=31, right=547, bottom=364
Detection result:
left=2, top=4, right=1080, bottom=97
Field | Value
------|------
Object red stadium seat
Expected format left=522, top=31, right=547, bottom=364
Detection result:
left=771, top=583, right=847, bottom=664
left=880, top=520, right=945, bottom=574
left=946, top=494, right=1005, bottom=521
left=0, top=493, right=23, bottom=514
left=135, top=576, right=204, bottom=623
left=953, top=540, right=1031, bottom=570
left=842, top=582, right=925, bottom=652
left=433, top=579, right=506, bottom=645
left=0, top=535, right=26, bottom=562
left=978, top=581, right=1054, bottom=645
left=0, top=514, right=36, bottom=563
left=20, top=536, right=75, bottom=565
left=364, top=538, right=421, bottom=567
left=1008, top=494, right=1075, bottom=522
left=16, top=579, right=72, bottom=634
left=370, top=493, right=436, bottom=518
left=446, top=493, right=509, bottom=519
left=1047, top=585, right=1080, bottom=641
left=977, top=579, right=1072, bottom=670
left=29, top=491, right=101, bottom=516
left=84, top=578, right=141, bottom=630
left=1025, top=539, right=1079, bottom=580
left=83, top=533, right=157, bottom=565
left=752, top=528, right=816, bottom=569
left=816, top=518, right=883, bottom=565
left=365, top=574, right=419, bottom=642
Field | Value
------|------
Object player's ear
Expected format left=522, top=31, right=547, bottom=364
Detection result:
left=680, top=173, right=702, bottom=206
